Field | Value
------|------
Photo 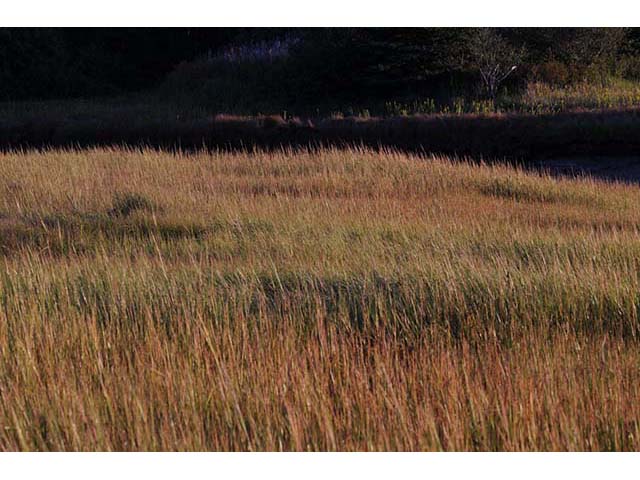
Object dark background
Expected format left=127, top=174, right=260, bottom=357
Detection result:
left=1, top=28, right=639, bottom=105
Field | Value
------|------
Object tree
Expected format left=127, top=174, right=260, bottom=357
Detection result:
left=561, top=28, right=627, bottom=81
left=467, top=28, right=525, bottom=98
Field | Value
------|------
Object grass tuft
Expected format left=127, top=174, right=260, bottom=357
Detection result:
left=108, top=192, right=156, bottom=217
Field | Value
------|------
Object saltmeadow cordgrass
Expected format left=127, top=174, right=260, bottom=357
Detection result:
left=1, top=147, right=640, bottom=450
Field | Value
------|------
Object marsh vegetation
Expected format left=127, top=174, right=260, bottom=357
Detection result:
left=1, top=147, right=640, bottom=450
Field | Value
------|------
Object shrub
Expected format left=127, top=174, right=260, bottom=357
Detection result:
left=532, top=61, right=571, bottom=86
left=615, top=54, right=640, bottom=80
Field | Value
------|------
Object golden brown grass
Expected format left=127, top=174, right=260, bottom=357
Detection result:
left=1, top=147, right=640, bottom=451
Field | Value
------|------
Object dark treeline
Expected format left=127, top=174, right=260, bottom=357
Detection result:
left=0, top=28, right=305, bottom=100
left=0, top=28, right=238, bottom=99
left=2, top=28, right=640, bottom=103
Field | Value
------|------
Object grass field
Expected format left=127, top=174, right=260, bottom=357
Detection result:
left=1, top=147, right=640, bottom=450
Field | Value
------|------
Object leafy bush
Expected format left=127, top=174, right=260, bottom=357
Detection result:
left=532, top=61, right=571, bottom=86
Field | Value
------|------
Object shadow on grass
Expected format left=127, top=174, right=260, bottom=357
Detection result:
left=0, top=211, right=208, bottom=257
left=2, top=108, right=640, bottom=167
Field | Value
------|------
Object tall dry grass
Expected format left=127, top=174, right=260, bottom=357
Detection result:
left=1, top=147, right=640, bottom=450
